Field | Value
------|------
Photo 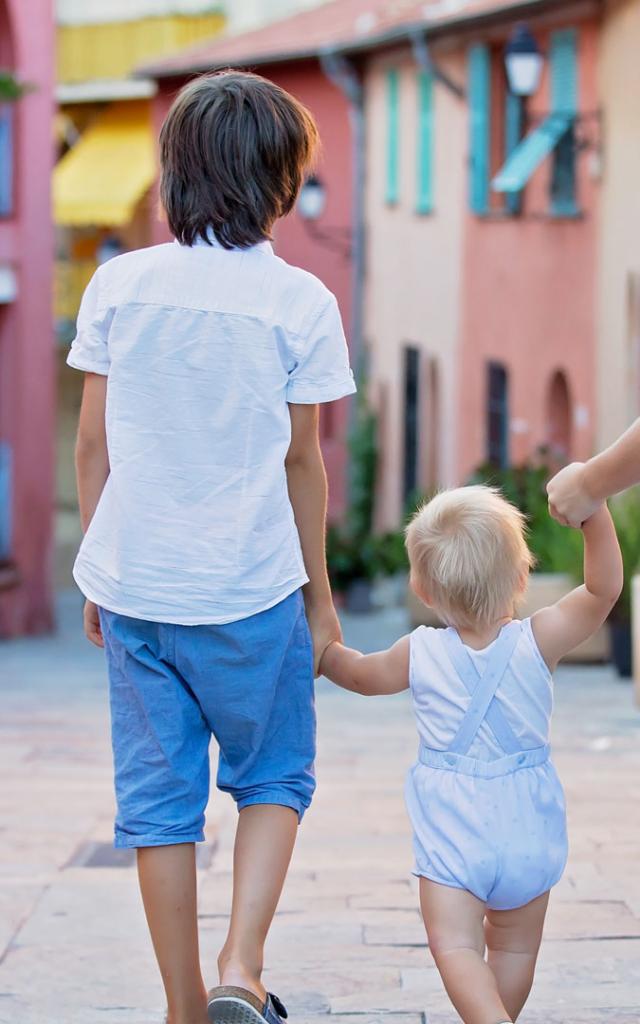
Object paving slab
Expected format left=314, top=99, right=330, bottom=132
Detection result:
left=0, top=596, right=639, bottom=1023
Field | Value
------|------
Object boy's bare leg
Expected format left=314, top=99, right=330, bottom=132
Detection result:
left=217, top=804, right=299, bottom=1000
left=485, top=892, right=549, bottom=1021
left=420, top=879, right=511, bottom=1024
left=137, top=844, right=208, bottom=1024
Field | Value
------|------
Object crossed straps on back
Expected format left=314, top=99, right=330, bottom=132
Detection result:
left=440, top=621, right=523, bottom=757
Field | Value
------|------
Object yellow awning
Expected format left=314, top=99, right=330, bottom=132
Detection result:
left=53, top=101, right=156, bottom=227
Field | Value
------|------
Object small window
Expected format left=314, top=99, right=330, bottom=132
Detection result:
left=487, top=362, right=509, bottom=468
left=550, top=126, right=577, bottom=216
left=403, top=346, right=420, bottom=505
left=416, top=70, right=434, bottom=214
left=385, top=68, right=400, bottom=205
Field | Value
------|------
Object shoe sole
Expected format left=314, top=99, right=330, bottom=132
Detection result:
left=207, top=996, right=265, bottom=1024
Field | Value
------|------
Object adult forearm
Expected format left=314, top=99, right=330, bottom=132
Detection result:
left=286, top=448, right=332, bottom=609
left=76, top=444, right=109, bottom=533
left=584, top=419, right=640, bottom=502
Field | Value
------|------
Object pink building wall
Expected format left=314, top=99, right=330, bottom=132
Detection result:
left=151, top=60, right=354, bottom=521
left=457, top=18, right=600, bottom=480
left=0, top=0, right=55, bottom=637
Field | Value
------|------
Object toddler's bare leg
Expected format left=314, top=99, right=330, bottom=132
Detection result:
left=420, top=879, right=511, bottom=1024
left=217, top=804, right=299, bottom=999
left=484, top=891, right=549, bottom=1021
left=137, top=843, right=208, bottom=1024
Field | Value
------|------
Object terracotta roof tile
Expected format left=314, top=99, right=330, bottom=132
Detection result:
left=139, top=0, right=552, bottom=78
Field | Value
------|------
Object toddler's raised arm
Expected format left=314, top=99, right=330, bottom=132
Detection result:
left=319, top=636, right=410, bottom=696
left=532, top=505, right=623, bottom=670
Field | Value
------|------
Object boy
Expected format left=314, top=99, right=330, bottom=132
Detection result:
left=548, top=418, right=640, bottom=525
left=68, top=72, right=355, bottom=1024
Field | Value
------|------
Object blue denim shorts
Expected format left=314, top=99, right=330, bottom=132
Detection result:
left=99, top=590, right=315, bottom=848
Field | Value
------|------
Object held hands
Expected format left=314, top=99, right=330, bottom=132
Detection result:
left=305, top=600, right=343, bottom=677
left=547, top=462, right=602, bottom=528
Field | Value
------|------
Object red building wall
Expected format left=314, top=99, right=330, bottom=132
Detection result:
left=0, top=0, right=55, bottom=637
left=151, top=59, right=354, bottom=520
left=457, top=19, right=599, bottom=480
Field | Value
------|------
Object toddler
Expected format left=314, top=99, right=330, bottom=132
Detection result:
left=320, top=485, right=622, bottom=1024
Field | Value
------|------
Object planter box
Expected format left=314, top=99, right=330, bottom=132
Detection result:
left=408, top=572, right=610, bottom=664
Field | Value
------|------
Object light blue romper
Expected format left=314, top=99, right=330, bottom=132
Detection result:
left=405, top=619, right=568, bottom=911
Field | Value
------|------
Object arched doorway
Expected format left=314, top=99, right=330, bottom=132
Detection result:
left=546, top=370, right=573, bottom=465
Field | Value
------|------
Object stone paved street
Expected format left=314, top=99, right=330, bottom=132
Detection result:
left=1, top=592, right=640, bottom=1024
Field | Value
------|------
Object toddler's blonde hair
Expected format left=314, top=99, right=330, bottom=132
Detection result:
left=405, top=485, right=534, bottom=630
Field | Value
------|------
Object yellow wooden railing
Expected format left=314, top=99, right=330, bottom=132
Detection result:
left=57, top=12, right=226, bottom=84
left=54, top=259, right=97, bottom=321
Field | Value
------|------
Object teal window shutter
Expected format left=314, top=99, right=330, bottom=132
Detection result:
left=0, top=441, right=12, bottom=559
left=386, top=68, right=400, bottom=205
left=503, top=89, right=523, bottom=215
left=551, top=29, right=578, bottom=115
left=492, top=113, right=572, bottom=193
left=468, top=44, right=490, bottom=214
left=0, top=106, right=14, bottom=218
left=416, top=70, right=434, bottom=214
left=550, top=28, right=578, bottom=215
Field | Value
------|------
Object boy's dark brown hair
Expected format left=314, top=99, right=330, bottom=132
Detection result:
left=159, top=70, right=319, bottom=249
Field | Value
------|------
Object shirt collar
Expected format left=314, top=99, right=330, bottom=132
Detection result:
left=182, top=226, right=274, bottom=255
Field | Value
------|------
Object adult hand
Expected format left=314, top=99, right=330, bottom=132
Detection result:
left=83, top=599, right=104, bottom=647
left=306, top=600, right=343, bottom=677
left=546, top=462, right=601, bottom=528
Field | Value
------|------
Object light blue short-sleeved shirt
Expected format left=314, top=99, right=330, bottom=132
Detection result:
left=67, top=234, right=356, bottom=624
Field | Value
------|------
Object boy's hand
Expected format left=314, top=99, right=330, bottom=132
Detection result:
left=306, top=601, right=342, bottom=676
left=547, top=462, right=601, bottom=528
left=83, top=600, right=104, bottom=648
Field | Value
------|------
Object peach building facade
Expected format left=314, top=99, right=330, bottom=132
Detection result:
left=364, top=47, right=467, bottom=530
left=596, top=0, right=640, bottom=450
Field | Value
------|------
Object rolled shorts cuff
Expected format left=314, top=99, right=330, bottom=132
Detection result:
left=235, top=789, right=311, bottom=822
left=114, top=829, right=206, bottom=849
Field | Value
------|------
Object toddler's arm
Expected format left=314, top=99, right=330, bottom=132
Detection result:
left=532, top=505, right=623, bottom=669
left=548, top=418, right=640, bottom=527
left=319, top=636, right=410, bottom=695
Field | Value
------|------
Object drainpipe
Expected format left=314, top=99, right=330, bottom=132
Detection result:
left=319, top=49, right=365, bottom=383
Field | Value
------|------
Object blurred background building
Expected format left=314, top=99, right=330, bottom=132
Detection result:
left=0, top=0, right=54, bottom=637
left=3, top=0, right=640, bottom=637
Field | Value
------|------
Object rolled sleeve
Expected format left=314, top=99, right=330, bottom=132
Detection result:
left=66, top=267, right=113, bottom=375
left=286, top=293, right=357, bottom=405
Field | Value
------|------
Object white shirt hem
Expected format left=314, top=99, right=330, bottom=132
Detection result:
left=73, top=563, right=309, bottom=625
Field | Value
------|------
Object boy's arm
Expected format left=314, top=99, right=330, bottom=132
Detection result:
left=532, top=506, right=623, bottom=670
left=548, top=419, right=640, bottom=527
left=75, top=373, right=110, bottom=647
left=286, top=403, right=342, bottom=673
left=320, top=636, right=410, bottom=696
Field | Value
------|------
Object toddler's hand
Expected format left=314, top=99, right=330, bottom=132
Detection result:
left=547, top=462, right=601, bottom=528
left=306, top=601, right=342, bottom=676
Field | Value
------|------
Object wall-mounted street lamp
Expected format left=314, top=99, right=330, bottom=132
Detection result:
left=297, top=174, right=352, bottom=259
left=297, top=174, right=327, bottom=221
left=504, top=23, right=544, bottom=98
